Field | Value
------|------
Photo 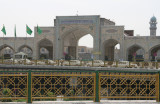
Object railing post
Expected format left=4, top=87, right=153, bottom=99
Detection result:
left=2, top=58, right=4, bottom=64
left=27, top=70, right=32, bottom=103
left=142, top=62, right=144, bottom=68
left=80, top=60, right=82, bottom=66
left=58, top=60, right=59, bottom=66
left=13, top=59, right=15, bottom=65
left=104, top=61, right=106, bottom=67
left=95, top=71, right=100, bottom=102
left=35, top=60, right=37, bottom=65
left=156, top=62, right=158, bottom=69
left=69, top=60, right=71, bottom=66
left=116, top=61, right=118, bottom=67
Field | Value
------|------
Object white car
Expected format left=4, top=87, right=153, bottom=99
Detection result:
left=37, top=61, right=46, bottom=65
left=86, top=60, right=104, bottom=67
left=4, top=59, right=18, bottom=64
left=112, top=61, right=138, bottom=68
left=47, top=60, right=57, bottom=65
left=63, top=60, right=81, bottom=66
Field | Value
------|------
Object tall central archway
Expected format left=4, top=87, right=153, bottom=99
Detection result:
left=62, top=28, right=93, bottom=60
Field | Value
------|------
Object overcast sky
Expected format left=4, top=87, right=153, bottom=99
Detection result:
left=0, top=0, right=159, bottom=47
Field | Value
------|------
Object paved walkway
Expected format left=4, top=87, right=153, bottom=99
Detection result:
left=0, top=100, right=159, bottom=104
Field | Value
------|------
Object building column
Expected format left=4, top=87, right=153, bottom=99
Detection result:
left=144, top=52, right=149, bottom=61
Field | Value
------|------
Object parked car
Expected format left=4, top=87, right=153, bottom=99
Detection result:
left=63, top=60, right=81, bottom=66
left=112, top=61, right=138, bottom=68
left=86, top=60, right=104, bottom=67
left=47, top=60, right=57, bottom=65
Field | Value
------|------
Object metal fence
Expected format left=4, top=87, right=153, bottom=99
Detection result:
left=0, top=70, right=160, bottom=103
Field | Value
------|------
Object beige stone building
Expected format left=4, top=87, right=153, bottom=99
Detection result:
left=0, top=15, right=159, bottom=61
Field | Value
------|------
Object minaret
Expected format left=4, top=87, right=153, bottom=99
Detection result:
left=150, top=16, right=157, bottom=36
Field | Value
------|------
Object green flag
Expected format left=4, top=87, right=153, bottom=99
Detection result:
left=1, top=25, right=6, bottom=35
left=37, top=25, right=42, bottom=34
left=14, top=25, right=16, bottom=37
left=26, top=25, right=32, bottom=35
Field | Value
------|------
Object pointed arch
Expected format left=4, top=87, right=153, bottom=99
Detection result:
left=0, top=44, right=14, bottom=59
left=38, top=38, right=53, bottom=59
left=0, top=44, right=14, bottom=52
left=38, top=38, right=53, bottom=47
left=149, top=44, right=160, bottom=61
left=61, top=27, right=94, bottom=59
left=102, top=39, right=120, bottom=61
left=127, top=44, right=145, bottom=61
left=18, top=45, right=33, bottom=52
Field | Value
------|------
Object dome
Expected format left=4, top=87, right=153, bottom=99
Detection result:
left=150, top=16, right=157, bottom=22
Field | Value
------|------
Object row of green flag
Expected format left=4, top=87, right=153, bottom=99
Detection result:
left=1, top=25, right=42, bottom=37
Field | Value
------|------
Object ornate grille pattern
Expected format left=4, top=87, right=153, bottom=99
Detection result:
left=0, top=72, right=28, bottom=100
left=99, top=72, right=159, bottom=99
left=32, top=72, right=96, bottom=100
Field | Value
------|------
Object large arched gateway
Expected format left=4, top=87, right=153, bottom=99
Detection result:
left=54, top=16, right=101, bottom=60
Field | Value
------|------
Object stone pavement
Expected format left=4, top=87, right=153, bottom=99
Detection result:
left=0, top=100, right=159, bottom=104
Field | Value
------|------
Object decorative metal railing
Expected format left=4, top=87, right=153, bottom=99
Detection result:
left=31, top=72, right=96, bottom=101
left=99, top=72, right=159, bottom=99
left=0, top=72, right=28, bottom=101
left=0, top=70, right=160, bottom=103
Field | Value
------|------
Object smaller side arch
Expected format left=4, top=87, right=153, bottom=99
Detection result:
left=0, top=44, right=15, bottom=59
left=37, top=38, right=53, bottom=59
left=126, top=44, right=145, bottom=61
left=18, top=45, right=33, bottom=52
left=18, top=45, right=33, bottom=59
left=0, top=44, right=14, bottom=52
left=149, top=44, right=160, bottom=61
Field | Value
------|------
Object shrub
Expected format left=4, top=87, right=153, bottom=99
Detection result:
left=1, top=88, right=12, bottom=102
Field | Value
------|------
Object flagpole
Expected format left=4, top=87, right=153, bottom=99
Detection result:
left=2, top=32, right=4, bottom=63
left=14, top=25, right=16, bottom=59
left=25, top=25, right=27, bottom=54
